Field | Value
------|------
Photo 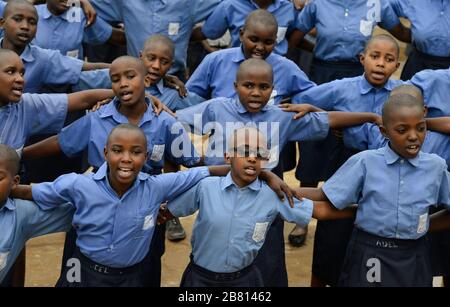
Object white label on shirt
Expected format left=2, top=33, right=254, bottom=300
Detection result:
left=0, top=252, right=9, bottom=272
left=252, top=222, right=269, bottom=243
left=168, top=23, right=180, bottom=36
left=267, top=89, right=277, bottom=106
left=417, top=213, right=428, bottom=234
left=276, top=27, right=287, bottom=44
left=143, top=215, right=154, bottom=231
left=360, top=19, right=374, bottom=37
left=66, top=49, right=79, bottom=58
left=150, top=144, right=165, bottom=161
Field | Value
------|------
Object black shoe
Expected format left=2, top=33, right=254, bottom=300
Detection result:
left=288, top=226, right=308, bottom=247
left=166, top=217, right=186, bottom=241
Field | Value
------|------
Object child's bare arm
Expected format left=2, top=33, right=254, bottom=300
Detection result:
left=429, top=209, right=450, bottom=232
left=22, top=135, right=62, bottom=160
left=386, top=22, right=411, bottom=43
left=82, top=62, right=111, bottom=71
left=11, top=185, right=33, bottom=201
left=67, top=89, right=115, bottom=112
left=313, top=201, right=357, bottom=220
left=426, top=118, right=450, bottom=134
left=279, top=103, right=323, bottom=119
left=293, top=187, right=328, bottom=201
left=328, top=112, right=381, bottom=129
left=108, top=27, right=127, bottom=46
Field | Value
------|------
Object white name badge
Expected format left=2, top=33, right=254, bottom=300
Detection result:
left=252, top=222, right=269, bottom=243
left=417, top=213, right=428, bottom=234
left=360, top=19, right=374, bottom=37
left=150, top=144, right=165, bottom=161
left=0, top=252, right=9, bottom=272
left=276, top=27, right=287, bottom=44
left=66, top=49, right=79, bottom=58
left=143, top=215, right=154, bottom=231
left=168, top=23, right=180, bottom=36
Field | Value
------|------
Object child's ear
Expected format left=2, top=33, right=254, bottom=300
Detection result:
left=238, top=27, right=244, bottom=42
left=139, top=50, right=143, bottom=59
left=224, top=152, right=232, bottom=165
left=144, top=74, right=152, bottom=87
left=395, top=61, right=400, bottom=70
left=234, top=81, right=238, bottom=91
left=423, top=106, right=428, bottom=117
left=359, top=53, right=365, bottom=66
left=103, top=147, right=108, bottom=160
left=379, top=124, right=388, bottom=138
left=12, top=175, right=20, bottom=188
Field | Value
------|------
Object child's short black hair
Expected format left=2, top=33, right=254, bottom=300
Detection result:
left=363, top=34, right=400, bottom=58
left=0, top=48, right=19, bottom=64
left=111, top=55, right=147, bottom=76
left=382, top=93, right=424, bottom=125
left=143, top=34, right=175, bottom=59
left=390, top=84, right=423, bottom=101
left=236, top=58, right=273, bottom=83
left=107, top=123, right=148, bottom=149
left=243, top=9, right=278, bottom=33
left=3, top=0, right=37, bottom=18
left=0, top=144, right=20, bottom=176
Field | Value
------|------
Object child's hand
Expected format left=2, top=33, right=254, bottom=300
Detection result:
left=90, top=98, right=112, bottom=112
left=164, top=75, right=188, bottom=98
left=260, top=170, right=295, bottom=208
left=146, top=94, right=165, bottom=116
left=331, top=128, right=343, bottom=139
left=157, top=203, right=175, bottom=225
left=278, top=103, right=320, bottom=120
left=372, top=114, right=382, bottom=127
left=79, top=0, right=97, bottom=27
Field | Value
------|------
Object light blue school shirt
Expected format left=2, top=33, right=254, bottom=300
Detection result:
left=0, top=198, right=73, bottom=282
left=58, top=97, right=200, bottom=173
left=168, top=173, right=313, bottom=273
left=409, top=68, right=450, bottom=118
left=0, top=39, right=84, bottom=94
left=90, top=0, right=220, bottom=74
left=293, top=75, right=404, bottom=113
left=186, top=47, right=315, bottom=102
left=33, top=4, right=112, bottom=60
left=177, top=97, right=329, bottom=167
left=32, top=163, right=211, bottom=268
left=390, top=0, right=450, bottom=57
left=343, top=123, right=450, bottom=167
left=295, top=0, right=400, bottom=62
left=323, top=144, right=450, bottom=239
left=201, top=0, right=297, bottom=56
left=145, top=80, right=205, bottom=111
left=0, top=94, right=68, bottom=157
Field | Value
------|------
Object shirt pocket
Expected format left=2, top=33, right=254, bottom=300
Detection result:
left=0, top=250, right=10, bottom=272
left=133, top=209, right=157, bottom=239
left=246, top=214, right=275, bottom=245
left=147, top=139, right=166, bottom=163
left=412, top=205, right=430, bottom=236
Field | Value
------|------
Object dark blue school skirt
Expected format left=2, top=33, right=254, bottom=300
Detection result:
left=296, top=59, right=364, bottom=183
left=400, top=47, right=450, bottom=81
left=339, top=228, right=432, bottom=287
left=57, top=247, right=143, bottom=287
left=180, top=257, right=263, bottom=287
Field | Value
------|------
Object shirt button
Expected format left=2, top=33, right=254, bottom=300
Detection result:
left=400, top=159, right=404, bottom=164
left=400, top=180, right=404, bottom=185
left=344, top=27, right=348, bottom=31
left=441, top=11, right=444, bottom=15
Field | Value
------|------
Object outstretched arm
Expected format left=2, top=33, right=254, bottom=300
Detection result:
left=387, top=23, right=411, bottom=43
left=82, top=61, right=111, bottom=70
left=426, top=117, right=450, bottom=134
left=429, top=210, right=450, bottom=232
left=10, top=185, right=33, bottom=201
left=293, top=187, right=328, bottom=201
left=313, top=202, right=357, bottom=220
left=328, top=112, right=381, bottom=129
left=67, top=89, right=114, bottom=112
left=22, top=135, right=62, bottom=161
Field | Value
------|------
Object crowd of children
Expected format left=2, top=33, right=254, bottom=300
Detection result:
left=1, top=0, right=450, bottom=287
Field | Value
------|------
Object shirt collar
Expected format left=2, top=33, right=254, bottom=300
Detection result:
left=359, top=75, right=396, bottom=94
left=92, top=162, right=149, bottom=182
left=0, top=198, right=16, bottom=212
left=146, top=79, right=165, bottom=96
left=41, top=6, right=53, bottom=19
left=0, top=38, right=34, bottom=62
left=98, top=97, right=156, bottom=125
left=383, top=143, right=421, bottom=167
left=221, top=172, right=262, bottom=191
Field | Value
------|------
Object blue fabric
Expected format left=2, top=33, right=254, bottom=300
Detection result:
left=91, top=0, right=220, bottom=74
left=295, top=0, right=400, bottom=61
left=0, top=198, right=73, bottom=282
left=168, top=173, right=313, bottom=272
left=201, top=0, right=297, bottom=55
left=33, top=4, right=112, bottom=60
left=409, top=68, right=450, bottom=117
left=145, top=80, right=205, bottom=111
left=390, top=0, right=450, bottom=57
left=323, top=144, right=450, bottom=239
left=32, top=163, right=211, bottom=268
left=58, top=97, right=200, bottom=172
left=176, top=97, right=329, bottom=167
left=186, top=47, right=315, bottom=101
left=0, top=93, right=68, bottom=156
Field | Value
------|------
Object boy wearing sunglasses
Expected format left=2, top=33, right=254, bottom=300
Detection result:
left=159, top=126, right=356, bottom=287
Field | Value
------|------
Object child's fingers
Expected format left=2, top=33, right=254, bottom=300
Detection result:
left=293, top=111, right=306, bottom=120
left=282, top=186, right=295, bottom=208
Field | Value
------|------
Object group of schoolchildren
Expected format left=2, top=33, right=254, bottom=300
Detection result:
left=1, top=0, right=450, bottom=288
